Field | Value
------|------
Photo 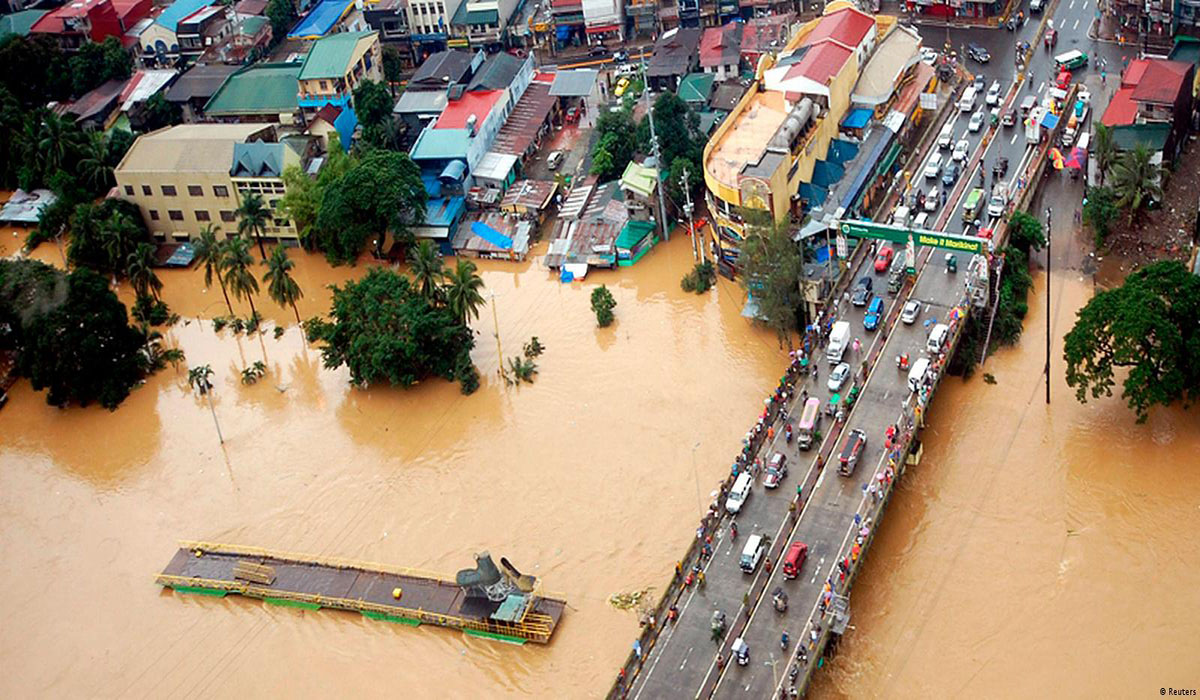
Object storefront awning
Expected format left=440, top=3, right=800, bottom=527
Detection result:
left=585, top=23, right=619, bottom=34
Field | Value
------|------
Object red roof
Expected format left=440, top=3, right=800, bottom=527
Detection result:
left=700, top=22, right=742, bottom=68
left=1120, top=58, right=1149, bottom=88
left=1130, top=59, right=1191, bottom=105
left=786, top=41, right=853, bottom=85
left=803, top=6, right=874, bottom=50
left=314, top=103, right=343, bottom=125
left=1101, top=87, right=1138, bottom=126
left=31, top=0, right=150, bottom=40
left=434, top=89, right=504, bottom=129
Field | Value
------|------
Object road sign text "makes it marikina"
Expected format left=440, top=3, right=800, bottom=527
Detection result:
left=837, top=220, right=985, bottom=255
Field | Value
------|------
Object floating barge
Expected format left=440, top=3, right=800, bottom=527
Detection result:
left=156, top=542, right=566, bottom=644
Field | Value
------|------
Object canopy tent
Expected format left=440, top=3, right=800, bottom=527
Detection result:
left=470, top=221, right=514, bottom=249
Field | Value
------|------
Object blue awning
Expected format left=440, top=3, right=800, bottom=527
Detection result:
left=439, top=159, right=467, bottom=183
left=811, top=160, right=844, bottom=189
left=838, top=131, right=894, bottom=212
left=840, top=108, right=872, bottom=130
left=825, top=138, right=859, bottom=165
left=556, top=25, right=570, bottom=40
left=471, top=221, right=513, bottom=249
left=1041, top=112, right=1060, bottom=129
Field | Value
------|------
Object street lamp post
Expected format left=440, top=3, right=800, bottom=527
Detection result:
left=1044, top=206, right=1051, bottom=404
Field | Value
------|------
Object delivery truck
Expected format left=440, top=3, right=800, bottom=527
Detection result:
left=826, top=321, right=851, bottom=365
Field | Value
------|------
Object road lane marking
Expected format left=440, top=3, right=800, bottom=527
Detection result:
left=1069, top=0, right=1074, bottom=8
left=1010, top=131, right=1019, bottom=145
left=1073, top=18, right=1079, bottom=29
left=1038, top=81, right=1045, bottom=93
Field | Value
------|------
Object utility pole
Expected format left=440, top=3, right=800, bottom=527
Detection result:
left=1044, top=206, right=1051, bottom=404
left=641, top=52, right=671, bottom=241
left=489, top=292, right=504, bottom=378
left=681, top=165, right=698, bottom=261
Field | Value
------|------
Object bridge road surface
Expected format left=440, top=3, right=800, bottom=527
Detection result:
left=629, top=7, right=1128, bottom=697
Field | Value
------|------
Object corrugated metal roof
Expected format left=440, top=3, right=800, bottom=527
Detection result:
left=0, top=9, right=48, bottom=36
left=393, top=89, right=449, bottom=114
left=205, top=63, right=301, bottom=115
left=549, top=69, right=598, bottom=96
left=288, top=0, right=355, bottom=39
left=410, top=128, right=472, bottom=160
left=489, top=79, right=554, bottom=156
left=298, top=30, right=375, bottom=79
left=165, top=63, right=238, bottom=102
left=155, top=0, right=216, bottom=31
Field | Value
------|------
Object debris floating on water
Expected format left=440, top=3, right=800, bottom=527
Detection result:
left=609, top=588, right=653, bottom=610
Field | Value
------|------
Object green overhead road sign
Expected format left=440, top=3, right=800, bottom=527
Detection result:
left=837, top=220, right=986, bottom=255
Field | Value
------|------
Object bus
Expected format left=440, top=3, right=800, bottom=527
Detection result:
left=797, top=398, right=821, bottom=450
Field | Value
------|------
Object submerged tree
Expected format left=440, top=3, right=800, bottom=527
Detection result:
left=444, top=258, right=485, bottom=325
left=591, top=285, right=617, bottom=327
left=193, top=224, right=234, bottom=315
left=236, top=191, right=270, bottom=259
left=221, top=235, right=260, bottom=319
left=737, top=209, right=803, bottom=347
left=262, top=245, right=304, bottom=324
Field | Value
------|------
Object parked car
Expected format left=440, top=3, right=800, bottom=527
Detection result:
left=986, top=80, right=1002, bottom=106
left=1030, top=0, right=1045, bottom=12
left=614, top=77, right=630, bottom=97
left=588, top=45, right=610, bottom=58
left=922, top=152, right=943, bottom=179
left=547, top=151, right=564, bottom=170
left=864, top=296, right=884, bottom=331
left=968, top=108, right=985, bottom=132
left=828, top=362, right=851, bottom=392
left=874, top=245, right=894, bottom=273
left=613, top=49, right=629, bottom=62
left=851, top=276, right=873, bottom=306
left=901, top=299, right=921, bottom=324
left=952, top=138, right=970, bottom=162
left=941, top=161, right=961, bottom=187
left=763, top=452, right=788, bottom=488
left=967, top=43, right=990, bottom=63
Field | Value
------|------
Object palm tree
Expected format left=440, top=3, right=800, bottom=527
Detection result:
left=126, top=242, right=163, bottom=302
left=37, top=112, right=78, bottom=173
left=1109, top=144, right=1164, bottom=224
left=193, top=224, right=234, bottom=315
left=236, top=191, right=270, bottom=259
left=444, top=258, right=485, bottom=326
left=262, top=245, right=304, bottom=324
left=221, top=235, right=260, bottom=319
left=77, top=130, right=112, bottom=191
left=409, top=239, right=444, bottom=302
left=1093, top=123, right=1116, bottom=187
left=187, top=364, right=223, bottom=444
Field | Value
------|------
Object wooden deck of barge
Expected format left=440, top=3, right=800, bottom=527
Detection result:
left=156, top=542, right=566, bottom=644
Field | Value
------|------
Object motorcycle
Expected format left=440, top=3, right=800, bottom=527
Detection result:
left=785, top=423, right=794, bottom=444
left=780, top=632, right=790, bottom=651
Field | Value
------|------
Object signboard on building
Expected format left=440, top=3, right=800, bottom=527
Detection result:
left=837, top=220, right=985, bottom=255
left=919, top=92, right=938, bottom=110
left=836, top=232, right=848, bottom=259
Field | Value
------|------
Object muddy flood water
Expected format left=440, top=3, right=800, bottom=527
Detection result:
left=1, top=231, right=791, bottom=698
left=3, top=221, right=1198, bottom=698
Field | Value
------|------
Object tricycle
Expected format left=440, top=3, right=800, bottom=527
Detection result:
left=825, top=394, right=840, bottom=417
left=772, top=587, right=789, bottom=613
left=732, top=637, right=750, bottom=665
left=945, top=254, right=958, bottom=273
left=897, top=352, right=910, bottom=371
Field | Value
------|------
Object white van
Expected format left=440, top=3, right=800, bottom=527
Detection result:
left=911, top=211, right=929, bottom=230
left=725, top=472, right=753, bottom=513
left=891, top=204, right=912, bottom=226
left=937, top=121, right=955, bottom=149
left=907, top=357, right=931, bottom=393
left=927, top=323, right=949, bottom=354
left=739, top=534, right=766, bottom=573
left=958, top=86, right=977, bottom=112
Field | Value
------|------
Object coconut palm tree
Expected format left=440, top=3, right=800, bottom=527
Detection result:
left=262, top=245, right=304, bottom=324
left=187, top=363, right=223, bottom=444
left=221, top=235, right=260, bottom=319
left=444, top=258, right=485, bottom=326
left=77, top=130, right=112, bottom=191
left=1092, top=123, right=1116, bottom=187
left=193, top=224, right=234, bottom=315
left=236, top=191, right=270, bottom=259
left=126, top=242, right=163, bottom=302
left=1109, top=144, right=1164, bottom=224
left=37, top=112, right=78, bottom=174
left=408, top=239, right=444, bottom=302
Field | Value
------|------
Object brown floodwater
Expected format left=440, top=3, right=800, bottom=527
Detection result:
left=1, top=230, right=797, bottom=698
left=814, top=231, right=1200, bottom=696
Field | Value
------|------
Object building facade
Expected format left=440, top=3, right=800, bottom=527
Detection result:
left=296, top=30, right=384, bottom=123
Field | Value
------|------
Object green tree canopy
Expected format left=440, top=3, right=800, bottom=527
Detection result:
left=277, top=164, right=321, bottom=248
left=1083, top=186, right=1118, bottom=247
left=737, top=210, right=803, bottom=346
left=135, top=92, right=182, bottom=132
left=590, top=107, right=637, bottom=181
left=67, top=199, right=151, bottom=275
left=0, top=260, right=147, bottom=409
left=1092, top=123, right=1116, bottom=187
left=1006, top=210, right=1047, bottom=255
left=1064, top=260, right=1200, bottom=422
left=221, top=234, right=260, bottom=318
left=445, top=258, right=485, bottom=325
left=265, top=0, right=298, bottom=47
left=68, top=37, right=132, bottom=97
left=262, top=245, right=304, bottom=323
left=590, top=285, right=617, bottom=327
left=1109, top=144, right=1164, bottom=224
left=306, top=267, right=475, bottom=389
left=314, top=149, right=426, bottom=263
left=353, top=79, right=393, bottom=131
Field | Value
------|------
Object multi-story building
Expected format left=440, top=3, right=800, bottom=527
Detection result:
left=30, top=0, right=152, bottom=50
left=625, top=0, right=657, bottom=38
left=114, top=124, right=318, bottom=241
left=297, top=30, right=383, bottom=124
left=582, top=0, right=623, bottom=42
left=407, top=0, right=460, bottom=58
left=646, top=27, right=700, bottom=91
left=363, top=0, right=415, bottom=66
left=449, top=0, right=520, bottom=50
left=699, top=21, right=741, bottom=80
left=551, top=0, right=585, bottom=46
left=137, top=0, right=217, bottom=64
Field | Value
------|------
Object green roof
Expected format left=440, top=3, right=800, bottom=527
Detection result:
left=205, top=63, right=301, bottom=116
left=410, top=128, right=472, bottom=160
left=616, top=220, right=656, bottom=248
left=452, top=1, right=500, bottom=26
left=678, top=73, right=715, bottom=104
left=298, top=31, right=375, bottom=80
left=0, top=9, right=48, bottom=36
left=620, top=161, right=658, bottom=197
left=237, top=15, right=269, bottom=36
left=1111, top=122, right=1171, bottom=151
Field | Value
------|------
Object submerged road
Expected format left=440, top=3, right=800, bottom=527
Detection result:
left=625, top=2, right=1128, bottom=697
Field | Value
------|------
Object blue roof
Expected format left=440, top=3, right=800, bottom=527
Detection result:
left=424, top=196, right=466, bottom=228
left=470, top=221, right=513, bottom=249
left=1041, top=112, right=1059, bottom=129
left=841, top=107, right=872, bottom=129
left=288, top=0, right=354, bottom=39
left=410, top=128, right=472, bottom=161
left=440, top=159, right=467, bottom=182
left=156, top=0, right=216, bottom=31
left=230, top=142, right=286, bottom=177
left=839, top=130, right=893, bottom=211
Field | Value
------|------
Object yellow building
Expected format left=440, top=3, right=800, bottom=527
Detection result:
left=703, top=3, right=877, bottom=247
left=297, top=30, right=383, bottom=121
left=114, top=124, right=316, bottom=241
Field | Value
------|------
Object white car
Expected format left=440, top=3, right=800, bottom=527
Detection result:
left=901, top=300, right=921, bottom=324
left=985, top=80, right=1002, bottom=106
left=920, top=47, right=938, bottom=65
left=987, top=192, right=1007, bottom=218
left=952, top=138, right=970, bottom=163
left=968, top=109, right=985, bottom=132
left=922, top=152, right=943, bottom=179
left=828, top=362, right=851, bottom=392
left=924, top=187, right=939, bottom=212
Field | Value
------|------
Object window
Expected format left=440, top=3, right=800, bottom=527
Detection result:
left=162, top=185, right=177, bottom=196
left=195, top=210, right=211, bottom=222
left=124, top=185, right=134, bottom=196
left=214, top=185, right=229, bottom=197
left=149, top=210, right=160, bottom=221
left=319, top=80, right=328, bottom=90
left=187, top=185, right=203, bottom=196
left=142, top=185, right=152, bottom=196
left=220, top=210, right=236, bottom=222
left=168, top=210, right=184, bottom=221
